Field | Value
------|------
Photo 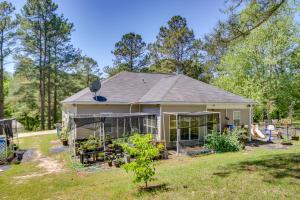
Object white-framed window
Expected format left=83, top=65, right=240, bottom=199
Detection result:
left=233, top=111, right=241, bottom=126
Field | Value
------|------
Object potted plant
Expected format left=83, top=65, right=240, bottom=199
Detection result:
left=107, top=155, right=114, bottom=167
left=113, top=157, right=124, bottom=168
left=60, top=127, right=69, bottom=146
left=85, top=136, right=100, bottom=152
left=97, top=152, right=105, bottom=162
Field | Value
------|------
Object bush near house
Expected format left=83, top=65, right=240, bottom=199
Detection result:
left=205, top=129, right=242, bottom=152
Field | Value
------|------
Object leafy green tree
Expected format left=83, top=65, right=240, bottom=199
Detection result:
left=79, top=56, right=100, bottom=87
left=203, top=0, right=292, bottom=77
left=149, top=15, right=207, bottom=80
left=121, top=134, right=159, bottom=188
left=8, top=57, right=40, bottom=130
left=105, top=32, right=147, bottom=76
left=214, top=7, right=299, bottom=121
left=18, top=0, right=58, bottom=129
left=0, top=1, right=17, bottom=119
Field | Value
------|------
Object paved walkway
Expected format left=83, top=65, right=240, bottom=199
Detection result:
left=17, top=130, right=56, bottom=138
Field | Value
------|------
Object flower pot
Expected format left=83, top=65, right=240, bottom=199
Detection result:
left=62, top=140, right=68, bottom=146
left=114, top=161, right=120, bottom=168
left=108, top=161, right=113, bottom=167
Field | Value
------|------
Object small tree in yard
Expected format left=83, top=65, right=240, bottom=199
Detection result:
left=121, top=134, right=159, bottom=188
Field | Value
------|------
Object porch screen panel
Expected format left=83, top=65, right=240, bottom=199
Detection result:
left=190, top=117, right=199, bottom=140
left=207, top=113, right=220, bottom=134
left=131, top=117, right=139, bottom=133
left=199, top=115, right=206, bottom=142
left=169, top=115, right=177, bottom=141
left=179, top=116, right=189, bottom=140
left=117, top=118, right=125, bottom=137
left=104, top=118, right=112, bottom=135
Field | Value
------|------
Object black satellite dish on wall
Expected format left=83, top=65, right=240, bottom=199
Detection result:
left=89, top=80, right=101, bottom=96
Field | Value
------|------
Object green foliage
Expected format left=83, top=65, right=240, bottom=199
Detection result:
left=148, top=16, right=207, bottom=79
left=0, top=1, right=17, bottom=119
left=105, top=32, right=147, bottom=76
left=78, top=136, right=101, bottom=152
left=213, top=7, right=300, bottom=121
left=121, top=134, right=159, bottom=187
left=205, top=129, right=242, bottom=152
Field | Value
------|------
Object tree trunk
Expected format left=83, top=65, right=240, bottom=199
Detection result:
left=47, top=49, right=51, bottom=130
left=0, top=30, right=4, bottom=120
left=39, top=19, right=45, bottom=130
left=53, top=47, right=57, bottom=124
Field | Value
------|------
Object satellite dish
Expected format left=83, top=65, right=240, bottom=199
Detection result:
left=89, top=80, right=101, bottom=95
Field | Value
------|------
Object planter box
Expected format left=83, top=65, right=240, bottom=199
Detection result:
left=291, top=136, right=299, bottom=141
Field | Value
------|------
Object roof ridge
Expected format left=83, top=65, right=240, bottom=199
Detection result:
left=122, top=71, right=175, bottom=76
left=159, top=75, right=181, bottom=101
left=138, top=75, right=179, bottom=102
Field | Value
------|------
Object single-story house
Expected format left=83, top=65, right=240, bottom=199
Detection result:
left=62, top=71, right=255, bottom=149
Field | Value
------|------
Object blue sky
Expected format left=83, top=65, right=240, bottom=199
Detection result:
left=7, top=0, right=227, bottom=73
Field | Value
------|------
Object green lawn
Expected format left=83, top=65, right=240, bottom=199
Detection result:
left=1, top=135, right=300, bottom=200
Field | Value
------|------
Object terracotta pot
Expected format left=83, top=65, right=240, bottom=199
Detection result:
left=62, top=140, right=68, bottom=146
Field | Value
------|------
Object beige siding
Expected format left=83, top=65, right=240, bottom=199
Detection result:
left=62, top=104, right=77, bottom=127
left=208, top=108, right=250, bottom=129
left=76, top=104, right=130, bottom=114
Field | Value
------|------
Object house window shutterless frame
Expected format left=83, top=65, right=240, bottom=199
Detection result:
left=233, top=111, right=241, bottom=126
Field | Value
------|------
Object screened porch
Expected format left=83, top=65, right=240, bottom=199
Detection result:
left=162, top=112, right=221, bottom=153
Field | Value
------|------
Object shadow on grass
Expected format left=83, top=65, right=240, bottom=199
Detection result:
left=213, top=153, right=300, bottom=182
left=136, top=183, right=172, bottom=195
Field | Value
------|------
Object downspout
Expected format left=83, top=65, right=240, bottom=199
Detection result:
left=249, top=104, right=253, bottom=142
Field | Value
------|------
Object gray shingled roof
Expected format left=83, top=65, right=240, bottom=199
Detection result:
left=62, top=71, right=255, bottom=104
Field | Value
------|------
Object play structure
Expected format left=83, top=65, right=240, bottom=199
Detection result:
left=251, top=124, right=266, bottom=139
left=250, top=118, right=299, bottom=142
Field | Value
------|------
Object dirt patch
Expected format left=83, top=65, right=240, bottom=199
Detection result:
left=14, top=149, right=64, bottom=183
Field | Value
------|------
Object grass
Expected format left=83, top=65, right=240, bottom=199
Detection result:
left=0, top=135, right=300, bottom=200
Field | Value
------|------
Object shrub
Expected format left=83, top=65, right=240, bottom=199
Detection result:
left=121, top=134, right=159, bottom=188
left=205, top=129, right=242, bottom=152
